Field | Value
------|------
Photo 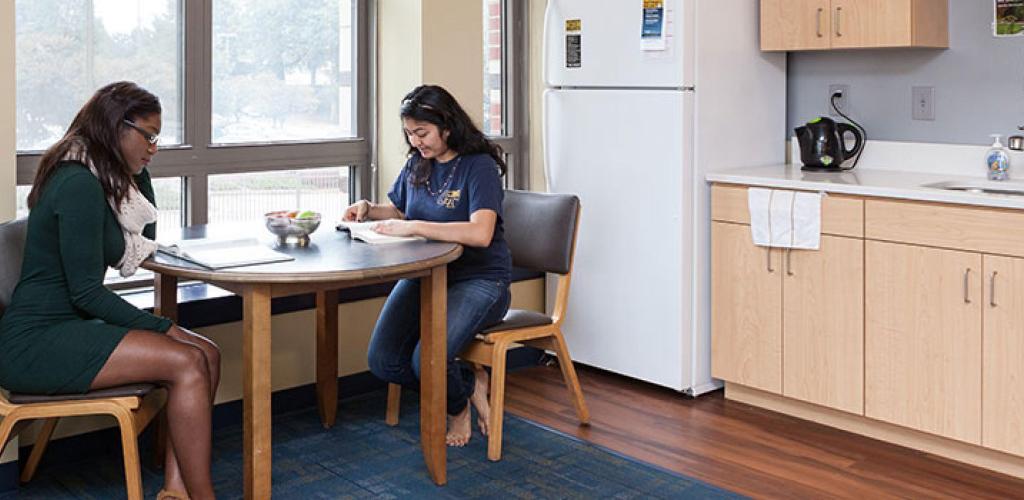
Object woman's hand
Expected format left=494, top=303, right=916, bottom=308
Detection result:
left=343, top=200, right=372, bottom=221
left=373, top=219, right=419, bottom=237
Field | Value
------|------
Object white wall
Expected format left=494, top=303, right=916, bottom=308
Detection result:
left=528, top=0, right=547, bottom=191
left=377, top=0, right=485, bottom=200
left=1, top=1, right=14, bottom=222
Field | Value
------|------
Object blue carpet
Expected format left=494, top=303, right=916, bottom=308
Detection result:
left=1, top=390, right=743, bottom=499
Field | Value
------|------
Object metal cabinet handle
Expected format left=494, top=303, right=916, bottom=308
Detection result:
left=835, top=7, right=842, bottom=37
left=766, top=247, right=774, bottom=273
left=963, top=268, right=972, bottom=304
left=816, top=8, right=824, bottom=38
left=990, top=271, right=998, bottom=307
left=786, top=248, right=794, bottom=276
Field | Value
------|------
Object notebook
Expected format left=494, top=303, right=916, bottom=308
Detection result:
left=156, top=237, right=294, bottom=270
left=335, top=220, right=426, bottom=245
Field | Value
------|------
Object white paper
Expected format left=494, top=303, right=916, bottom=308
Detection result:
left=641, top=0, right=667, bottom=51
left=335, top=220, right=426, bottom=245
left=157, top=238, right=293, bottom=269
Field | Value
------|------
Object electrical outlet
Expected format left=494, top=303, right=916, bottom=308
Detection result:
left=912, top=86, right=935, bottom=121
left=828, top=84, right=850, bottom=117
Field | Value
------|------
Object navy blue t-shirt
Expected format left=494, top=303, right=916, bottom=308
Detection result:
left=388, top=153, right=512, bottom=283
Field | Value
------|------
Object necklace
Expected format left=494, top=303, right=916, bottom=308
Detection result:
left=424, top=156, right=461, bottom=201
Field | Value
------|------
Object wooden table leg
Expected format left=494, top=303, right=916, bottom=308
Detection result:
left=152, top=274, right=178, bottom=469
left=420, top=265, right=447, bottom=485
left=243, top=285, right=272, bottom=499
left=154, top=273, right=178, bottom=322
left=316, top=290, right=339, bottom=428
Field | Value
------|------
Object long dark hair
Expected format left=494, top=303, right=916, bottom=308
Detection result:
left=28, top=81, right=161, bottom=209
left=399, top=85, right=506, bottom=185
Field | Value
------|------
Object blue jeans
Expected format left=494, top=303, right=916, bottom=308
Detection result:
left=368, top=278, right=511, bottom=415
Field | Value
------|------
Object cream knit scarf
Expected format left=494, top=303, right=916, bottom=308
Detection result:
left=63, top=140, right=158, bottom=277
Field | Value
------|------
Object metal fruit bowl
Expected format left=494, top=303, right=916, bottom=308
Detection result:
left=265, top=211, right=321, bottom=246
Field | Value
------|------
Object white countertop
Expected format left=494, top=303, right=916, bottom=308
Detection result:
left=706, top=164, right=1024, bottom=210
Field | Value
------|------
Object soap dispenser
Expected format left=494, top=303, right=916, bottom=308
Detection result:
left=987, top=134, right=1010, bottom=181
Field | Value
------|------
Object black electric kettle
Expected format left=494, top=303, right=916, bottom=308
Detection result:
left=795, top=117, right=864, bottom=171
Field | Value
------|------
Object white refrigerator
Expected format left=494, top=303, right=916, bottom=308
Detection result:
left=543, top=0, right=786, bottom=394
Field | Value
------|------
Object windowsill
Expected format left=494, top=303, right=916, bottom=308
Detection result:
left=119, top=268, right=544, bottom=329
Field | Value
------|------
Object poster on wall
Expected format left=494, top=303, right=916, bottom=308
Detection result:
left=995, top=0, right=1024, bottom=36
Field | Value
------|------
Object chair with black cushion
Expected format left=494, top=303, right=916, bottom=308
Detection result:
left=0, top=218, right=166, bottom=500
left=386, top=190, right=590, bottom=461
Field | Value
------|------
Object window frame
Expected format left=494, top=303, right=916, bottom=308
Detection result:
left=486, top=0, right=529, bottom=191
left=14, top=0, right=374, bottom=226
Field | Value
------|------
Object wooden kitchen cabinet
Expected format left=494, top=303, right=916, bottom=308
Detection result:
left=711, top=216, right=864, bottom=411
left=760, top=0, right=948, bottom=51
left=982, top=255, right=1024, bottom=457
left=782, top=236, right=864, bottom=414
left=712, top=184, right=1024, bottom=477
left=864, top=240, right=982, bottom=445
left=711, top=221, right=782, bottom=394
left=760, top=0, right=832, bottom=51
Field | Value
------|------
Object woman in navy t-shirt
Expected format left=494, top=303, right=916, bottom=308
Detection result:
left=343, top=85, right=512, bottom=447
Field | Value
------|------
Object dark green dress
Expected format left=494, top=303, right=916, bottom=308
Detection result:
left=0, top=161, right=172, bottom=394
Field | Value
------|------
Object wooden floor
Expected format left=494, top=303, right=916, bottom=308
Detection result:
left=503, top=364, right=1024, bottom=499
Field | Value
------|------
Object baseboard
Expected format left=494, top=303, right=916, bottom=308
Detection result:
left=726, top=382, right=1024, bottom=480
left=0, top=351, right=544, bottom=493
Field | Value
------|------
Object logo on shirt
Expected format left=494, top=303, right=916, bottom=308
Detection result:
left=438, top=189, right=461, bottom=209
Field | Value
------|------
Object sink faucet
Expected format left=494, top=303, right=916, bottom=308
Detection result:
left=1010, top=126, right=1024, bottom=152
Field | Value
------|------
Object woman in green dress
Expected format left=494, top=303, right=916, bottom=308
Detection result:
left=0, top=82, right=219, bottom=500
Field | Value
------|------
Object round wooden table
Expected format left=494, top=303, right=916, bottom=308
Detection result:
left=143, top=224, right=462, bottom=498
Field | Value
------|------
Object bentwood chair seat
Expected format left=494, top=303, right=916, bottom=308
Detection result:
left=386, top=190, right=590, bottom=461
left=0, top=218, right=166, bottom=500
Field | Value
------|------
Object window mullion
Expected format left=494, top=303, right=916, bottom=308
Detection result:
left=186, top=174, right=208, bottom=226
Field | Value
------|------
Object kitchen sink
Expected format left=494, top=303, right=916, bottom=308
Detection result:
left=922, top=180, right=1024, bottom=197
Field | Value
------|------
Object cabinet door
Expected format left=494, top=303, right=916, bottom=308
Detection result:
left=865, top=241, right=982, bottom=444
left=783, top=236, right=864, bottom=414
left=983, top=255, right=1024, bottom=457
left=830, top=0, right=912, bottom=49
left=760, top=0, right=831, bottom=51
left=711, top=222, right=782, bottom=393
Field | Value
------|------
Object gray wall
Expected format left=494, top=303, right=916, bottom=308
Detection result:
left=787, top=1, right=1024, bottom=146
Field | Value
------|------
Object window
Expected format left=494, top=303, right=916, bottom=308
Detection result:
left=483, top=0, right=503, bottom=137
left=16, top=1, right=371, bottom=226
left=15, top=186, right=29, bottom=220
left=482, top=0, right=528, bottom=189
left=15, top=0, right=184, bottom=151
left=211, top=1, right=356, bottom=143
left=15, top=0, right=371, bottom=288
left=15, top=178, right=185, bottom=229
left=152, top=177, right=186, bottom=229
left=208, top=167, right=349, bottom=223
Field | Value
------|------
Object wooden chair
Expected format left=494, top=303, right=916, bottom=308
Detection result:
left=0, top=218, right=166, bottom=500
left=386, top=190, right=590, bottom=460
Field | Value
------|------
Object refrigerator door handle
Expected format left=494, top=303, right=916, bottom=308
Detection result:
left=542, top=0, right=554, bottom=87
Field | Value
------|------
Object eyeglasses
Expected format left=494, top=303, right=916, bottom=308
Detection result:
left=123, top=119, right=160, bottom=145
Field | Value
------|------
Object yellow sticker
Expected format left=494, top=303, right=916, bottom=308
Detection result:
left=565, top=19, right=581, bottom=32
left=644, top=0, right=663, bottom=8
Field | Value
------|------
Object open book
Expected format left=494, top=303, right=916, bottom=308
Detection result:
left=156, top=237, right=294, bottom=270
left=335, top=220, right=426, bottom=245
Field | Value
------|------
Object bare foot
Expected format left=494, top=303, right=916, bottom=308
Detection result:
left=446, top=402, right=472, bottom=447
left=470, top=365, right=491, bottom=437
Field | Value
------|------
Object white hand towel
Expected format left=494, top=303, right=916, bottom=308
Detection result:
left=747, top=188, right=822, bottom=250
left=790, top=191, right=822, bottom=250
left=747, top=187, right=772, bottom=246
left=769, top=190, right=796, bottom=248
